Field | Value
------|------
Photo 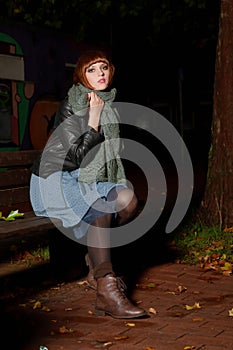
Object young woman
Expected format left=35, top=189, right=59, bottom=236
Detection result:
left=30, top=49, right=147, bottom=319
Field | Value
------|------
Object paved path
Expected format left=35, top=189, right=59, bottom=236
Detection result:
left=1, top=262, right=233, bottom=350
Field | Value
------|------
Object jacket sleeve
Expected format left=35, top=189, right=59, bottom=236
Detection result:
left=55, top=99, right=104, bottom=167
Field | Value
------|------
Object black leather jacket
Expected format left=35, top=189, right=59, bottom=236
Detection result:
left=31, top=97, right=104, bottom=178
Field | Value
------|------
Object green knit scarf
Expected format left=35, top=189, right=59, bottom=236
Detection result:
left=68, top=84, right=126, bottom=185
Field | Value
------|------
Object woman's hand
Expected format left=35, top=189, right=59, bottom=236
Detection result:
left=87, top=92, right=104, bottom=131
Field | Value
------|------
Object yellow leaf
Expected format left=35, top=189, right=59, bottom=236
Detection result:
left=220, top=262, right=232, bottom=271
left=59, top=325, right=74, bottom=333
left=185, top=302, right=201, bottom=310
left=114, top=335, right=129, bottom=340
left=33, top=301, right=42, bottom=309
left=147, top=283, right=156, bottom=288
left=228, top=308, right=233, bottom=317
left=184, top=346, right=196, bottom=350
left=42, top=306, right=51, bottom=312
left=59, top=326, right=69, bottom=333
left=125, top=322, right=135, bottom=327
left=148, top=307, right=157, bottom=315
left=103, top=342, right=113, bottom=347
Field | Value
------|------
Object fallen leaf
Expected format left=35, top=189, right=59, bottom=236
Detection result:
left=77, top=280, right=88, bottom=286
left=185, top=302, right=201, bottom=311
left=0, top=209, right=24, bottom=221
left=202, top=262, right=218, bottom=272
left=42, top=306, right=51, bottom=312
left=222, top=270, right=232, bottom=277
left=147, top=282, right=156, bottom=288
left=224, top=226, right=233, bottom=232
left=96, top=339, right=110, bottom=343
left=59, top=326, right=69, bottom=333
left=125, top=322, right=135, bottom=327
left=33, top=301, right=42, bottom=309
left=136, top=282, right=156, bottom=289
left=184, top=346, right=196, bottom=350
left=114, top=335, right=129, bottom=340
left=192, top=317, right=203, bottom=322
left=29, top=299, right=36, bottom=303
left=220, top=262, right=232, bottom=274
left=103, top=342, right=113, bottom=347
left=177, top=285, right=187, bottom=293
left=144, top=347, right=156, bottom=350
left=65, top=307, right=73, bottom=311
left=148, top=307, right=157, bottom=315
left=59, top=325, right=74, bottom=333
left=228, top=308, right=233, bottom=317
left=22, top=251, right=35, bottom=260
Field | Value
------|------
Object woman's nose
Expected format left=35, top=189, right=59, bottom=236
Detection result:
left=98, top=69, right=104, bottom=76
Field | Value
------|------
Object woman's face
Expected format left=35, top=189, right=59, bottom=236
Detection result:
left=85, top=60, right=110, bottom=90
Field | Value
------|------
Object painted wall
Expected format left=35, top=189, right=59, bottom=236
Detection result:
left=0, top=22, right=80, bottom=150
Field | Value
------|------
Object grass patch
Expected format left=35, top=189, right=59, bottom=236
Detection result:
left=170, top=224, right=233, bottom=274
left=30, top=245, right=50, bottom=262
left=9, top=244, right=50, bottom=266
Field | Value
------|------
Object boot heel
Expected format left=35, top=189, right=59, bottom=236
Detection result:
left=94, top=309, right=106, bottom=316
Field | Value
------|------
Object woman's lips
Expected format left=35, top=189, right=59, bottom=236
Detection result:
left=98, top=79, right=106, bottom=83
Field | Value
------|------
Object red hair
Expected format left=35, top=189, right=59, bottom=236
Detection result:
left=73, top=49, right=115, bottom=89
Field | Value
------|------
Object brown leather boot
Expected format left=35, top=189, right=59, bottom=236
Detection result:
left=85, top=254, right=97, bottom=290
left=85, top=254, right=127, bottom=292
left=95, top=274, right=148, bottom=319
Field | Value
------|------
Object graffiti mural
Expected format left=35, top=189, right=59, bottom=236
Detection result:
left=0, top=32, right=34, bottom=148
left=0, top=23, right=80, bottom=150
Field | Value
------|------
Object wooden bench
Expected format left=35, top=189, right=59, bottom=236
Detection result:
left=0, top=150, right=61, bottom=258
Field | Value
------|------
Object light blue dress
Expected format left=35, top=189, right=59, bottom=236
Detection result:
left=30, top=168, right=126, bottom=239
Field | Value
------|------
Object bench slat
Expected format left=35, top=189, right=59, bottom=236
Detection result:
left=0, top=186, right=30, bottom=206
left=0, top=150, right=41, bottom=167
left=0, top=168, right=31, bottom=188
left=0, top=150, right=63, bottom=260
left=0, top=216, right=61, bottom=239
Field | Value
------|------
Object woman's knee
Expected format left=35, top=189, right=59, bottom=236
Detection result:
left=115, top=188, right=138, bottom=215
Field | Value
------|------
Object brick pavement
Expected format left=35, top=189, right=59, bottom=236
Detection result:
left=1, top=262, right=233, bottom=350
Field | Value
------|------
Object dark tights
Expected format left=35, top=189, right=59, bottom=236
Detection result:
left=87, top=188, right=138, bottom=279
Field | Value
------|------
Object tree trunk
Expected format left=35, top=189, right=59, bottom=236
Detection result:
left=199, top=0, right=233, bottom=228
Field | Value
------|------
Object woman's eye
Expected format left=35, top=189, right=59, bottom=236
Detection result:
left=103, top=65, right=108, bottom=70
left=87, top=68, right=95, bottom=73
